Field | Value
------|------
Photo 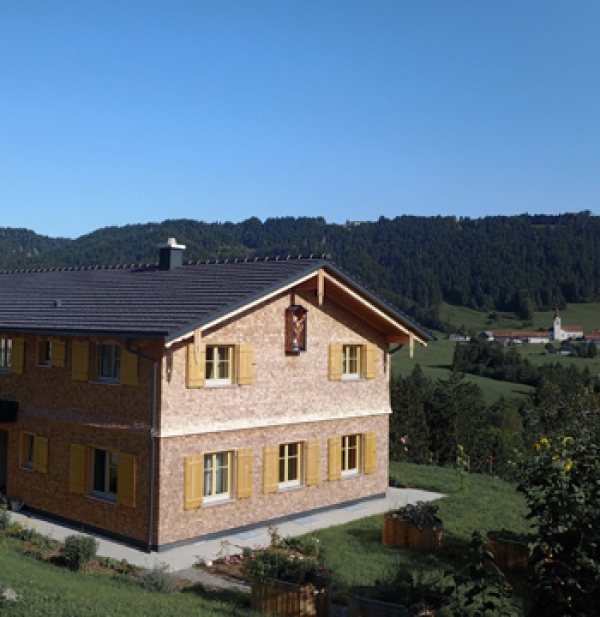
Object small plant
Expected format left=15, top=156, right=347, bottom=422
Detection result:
left=456, top=444, right=470, bottom=492
left=138, top=563, right=176, bottom=593
left=62, top=534, right=99, bottom=570
left=388, top=500, right=442, bottom=530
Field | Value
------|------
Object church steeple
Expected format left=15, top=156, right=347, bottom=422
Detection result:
left=553, top=305, right=562, bottom=341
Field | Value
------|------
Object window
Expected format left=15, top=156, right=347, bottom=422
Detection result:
left=342, top=345, right=360, bottom=379
left=19, top=432, right=48, bottom=473
left=92, top=448, right=119, bottom=501
left=279, top=442, right=303, bottom=487
left=341, top=434, right=361, bottom=475
left=21, top=433, right=35, bottom=470
left=206, top=346, right=232, bottom=384
left=186, top=343, right=254, bottom=388
left=97, top=344, right=121, bottom=382
left=0, top=338, right=11, bottom=370
left=37, top=340, right=52, bottom=366
left=203, top=451, right=232, bottom=502
left=68, top=444, right=136, bottom=507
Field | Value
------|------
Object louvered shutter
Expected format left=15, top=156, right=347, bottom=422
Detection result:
left=120, top=347, right=138, bottom=386
left=117, top=452, right=136, bottom=507
left=306, top=440, right=320, bottom=486
left=69, top=444, right=87, bottom=494
left=51, top=340, right=66, bottom=368
left=364, top=432, right=377, bottom=474
left=236, top=449, right=253, bottom=499
left=33, top=436, right=49, bottom=474
left=328, top=437, right=342, bottom=481
left=237, top=345, right=254, bottom=385
left=364, top=344, right=377, bottom=380
left=263, top=445, right=279, bottom=494
left=72, top=341, right=89, bottom=381
left=184, top=454, right=204, bottom=509
left=11, top=338, right=24, bottom=374
left=328, top=344, right=343, bottom=381
left=186, top=343, right=205, bottom=388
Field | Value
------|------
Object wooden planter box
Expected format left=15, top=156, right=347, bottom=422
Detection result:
left=347, top=587, right=437, bottom=617
left=382, top=515, right=443, bottom=551
left=251, top=579, right=331, bottom=617
left=487, top=534, right=529, bottom=570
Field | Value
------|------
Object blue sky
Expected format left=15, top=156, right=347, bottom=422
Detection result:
left=1, top=1, right=599, bottom=239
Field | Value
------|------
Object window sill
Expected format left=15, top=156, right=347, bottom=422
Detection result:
left=0, top=368, right=10, bottom=375
left=205, top=382, right=238, bottom=389
left=90, top=379, right=121, bottom=386
left=202, top=496, right=235, bottom=508
left=341, top=471, right=361, bottom=480
left=278, top=483, right=305, bottom=493
left=87, top=492, right=117, bottom=505
left=20, top=466, right=34, bottom=472
left=341, top=376, right=363, bottom=382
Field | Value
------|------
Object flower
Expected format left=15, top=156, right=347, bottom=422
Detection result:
left=563, top=437, right=573, bottom=445
left=552, top=454, right=560, bottom=461
left=532, top=443, right=541, bottom=452
left=565, top=459, right=574, bottom=472
left=540, top=438, right=550, bottom=447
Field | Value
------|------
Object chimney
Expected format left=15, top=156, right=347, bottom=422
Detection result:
left=158, top=238, right=186, bottom=270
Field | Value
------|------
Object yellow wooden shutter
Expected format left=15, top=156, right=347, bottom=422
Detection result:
left=236, top=448, right=253, bottom=499
left=364, top=344, right=377, bottom=380
left=364, top=432, right=377, bottom=474
left=69, top=444, right=87, bottom=494
left=120, top=347, right=138, bottom=386
left=11, top=338, right=24, bottom=374
left=263, top=445, right=279, bottom=494
left=186, top=343, right=205, bottom=388
left=33, top=436, right=49, bottom=474
left=117, top=452, right=136, bottom=507
left=51, top=340, right=66, bottom=368
left=184, top=454, right=204, bottom=510
left=328, top=437, right=342, bottom=481
left=306, top=440, right=320, bottom=486
left=72, top=341, right=89, bottom=381
left=328, top=344, right=343, bottom=381
left=237, top=344, right=254, bottom=386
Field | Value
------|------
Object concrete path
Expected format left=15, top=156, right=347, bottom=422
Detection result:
left=9, top=487, right=443, bottom=576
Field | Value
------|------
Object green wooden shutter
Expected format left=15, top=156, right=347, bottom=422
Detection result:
left=236, top=449, right=253, bottom=499
left=33, top=436, right=49, bottom=474
left=186, top=343, right=206, bottom=388
left=120, top=347, right=138, bottom=386
left=364, top=432, right=377, bottom=474
left=328, top=344, right=343, bottom=381
left=237, top=345, right=254, bottom=386
left=328, top=437, right=341, bottom=481
left=72, top=341, right=89, bottom=381
left=263, top=445, right=279, bottom=494
left=306, top=440, right=320, bottom=486
left=69, top=444, right=87, bottom=494
left=117, top=452, right=136, bottom=507
left=184, top=454, right=204, bottom=509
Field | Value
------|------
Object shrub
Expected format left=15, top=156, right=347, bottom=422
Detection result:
left=0, top=509, right=11, bottom=531
left=138, top=563, right=176, bottom=593
left=387, top=500, right=442, bottom=530
left=62, top=534, right=99, bottom=570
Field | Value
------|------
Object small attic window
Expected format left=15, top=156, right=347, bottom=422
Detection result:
left=285, top=305, right=308, bottom=354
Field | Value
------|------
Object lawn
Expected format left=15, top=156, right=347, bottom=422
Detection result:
left=306, top=462, right=530, bottom=608
left=0, top=534, right=256, bottom=617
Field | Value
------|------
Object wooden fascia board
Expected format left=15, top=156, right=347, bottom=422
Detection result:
left=164, top=270, right=319, bottom=348
left=323, top=272, right=427, bottom=346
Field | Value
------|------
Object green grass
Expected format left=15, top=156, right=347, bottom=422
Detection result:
left=0, top=537, right=256, bottom=617
left=307, top=462, right=530, bottom=604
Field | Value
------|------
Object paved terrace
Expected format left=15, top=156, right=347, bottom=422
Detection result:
left=10, top=487, right=444, bottom=576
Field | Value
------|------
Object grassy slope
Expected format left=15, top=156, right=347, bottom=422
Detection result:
left=393, top=302, right=600, bottom=404
left=0, top=538, right=255, bottom=617
left=309, top=463, right=530, bottom=604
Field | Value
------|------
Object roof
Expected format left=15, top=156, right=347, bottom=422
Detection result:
left=0, top=256, right=434, bottom=344
left=493, top=332, right=549, bottom=339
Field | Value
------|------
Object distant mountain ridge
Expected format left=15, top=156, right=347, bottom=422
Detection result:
left=1, top=212, right=598, bottom=330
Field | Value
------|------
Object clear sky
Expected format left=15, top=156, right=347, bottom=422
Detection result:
left=1, top=1, right=599, bottom=239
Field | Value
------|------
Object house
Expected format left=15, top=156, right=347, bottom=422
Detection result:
left=492, top=332, right=549, bottom=346
left=0, top=240, right=433, bottom=551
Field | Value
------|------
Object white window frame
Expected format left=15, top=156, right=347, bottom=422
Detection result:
left=203, top=451, right=233, bottom=503
left=97, top=343, right=121, bottom=383
left=205, top=345, right=233, bottom=386
left=342, top=345, right=361, bottom=380
left=341, top=434, right=362, bottom=477
left=0, top=338, right=11, bottom=371
left=278, top=442, right=303, bottom=489
left=91, top=447, right=119, bottom=502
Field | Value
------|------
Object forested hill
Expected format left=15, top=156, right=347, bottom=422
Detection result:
left=1, top=212, right=599, bottom=329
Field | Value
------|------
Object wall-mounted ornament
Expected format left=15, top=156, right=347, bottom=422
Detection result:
left=285, top=305, right=308, bottom=354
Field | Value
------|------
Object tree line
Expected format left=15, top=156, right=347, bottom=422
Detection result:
left=2, top=211, right=600, bottom=328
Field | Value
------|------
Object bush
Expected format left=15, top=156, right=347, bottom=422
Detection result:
left=0, top=509, right=11, bottom=530
left=138, top=563, right=176, bottom=593
left=62, top=534, right=99, bottom=570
